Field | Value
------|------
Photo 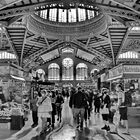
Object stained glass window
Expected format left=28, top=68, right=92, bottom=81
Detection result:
left=76, top=63, right=87, bottom=80
left=59, top=9, right=67, bottom=22
left=119, top=51, right=138, bottom=59
left=40, top=9, right=47, bottom=19
left=62, top=58, right=73, bottom=80
left=0, top=51, right=16, bottom=59
left=49, top=8, right=57, bottom=21
left=48, top=63, right=60, bottom=80
left=68, top=9, right=76, bottom=22
left=78, top=8, right=86, bottom=21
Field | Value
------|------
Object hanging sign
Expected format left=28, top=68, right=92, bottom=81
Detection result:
left=122, top=39, right=140, bottom=52
left=124, top=65, right=140, bottom=73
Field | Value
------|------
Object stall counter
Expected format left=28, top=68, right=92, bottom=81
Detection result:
left=128, top=107, right=140, bottom=128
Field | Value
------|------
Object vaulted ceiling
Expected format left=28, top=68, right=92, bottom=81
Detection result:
left=0, top=0, right=140, bottom=71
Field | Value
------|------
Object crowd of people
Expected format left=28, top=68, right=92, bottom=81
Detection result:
left=29, top=84, right=134, bottom=135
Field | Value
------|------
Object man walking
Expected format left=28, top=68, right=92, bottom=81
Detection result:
left=30, top=91, right=39, bottom=128
left=72, top=87, right=88, bottom=130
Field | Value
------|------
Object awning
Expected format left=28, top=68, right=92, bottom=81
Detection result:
left=107, top=75, right=123, bottom=81
left=10, top=75, right=25, bottom=81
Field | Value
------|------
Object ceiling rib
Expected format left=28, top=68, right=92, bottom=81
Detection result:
left=20, top=28, right=28, bottom=67
left=72, top=39, right=111, bottom=63
left=116, top=27, right=131, bottom=61
left=85, top=33, right=92, bottom=48
left=25, top=40, right=46, bottom=47
left=107, top=27, right=115, bottom=65
left=88, top=40, right=110, bottom=47
left=0, top=0, right=22, bottom=10
left=23, top=40, right=64, bottom=67
left=8, top=15, right=23, bottom=26
left=44, top=37, right=51, bottom=49
left=100, top=5, right=140, bottom=22
left=4, top=28, right=19, bottom=64
left=110, top=0, right=140, bottom=15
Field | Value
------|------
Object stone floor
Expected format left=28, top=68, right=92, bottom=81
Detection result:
left=1, top=98, right=140, bottom=140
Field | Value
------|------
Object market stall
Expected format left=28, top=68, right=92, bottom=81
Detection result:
left=0, top=101, right=25, bottom=130
left=107, top=64, right=140, bottom=128
left=0, top=63, right=27, bottom=130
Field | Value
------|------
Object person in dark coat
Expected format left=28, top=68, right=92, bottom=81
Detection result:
left=69, top=87, right=76, bottom=108
left=55, top=92, right=64, bottom=122
left=101, top=89, right=111, bottom=131
left=30, top=91, right=39, bottom=128
left=72, top=87, right=88, bottom=130
left=94, top=92, right=101, bottom=114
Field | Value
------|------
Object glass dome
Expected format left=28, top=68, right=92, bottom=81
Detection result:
left=35, top=4, right=100, bottom=23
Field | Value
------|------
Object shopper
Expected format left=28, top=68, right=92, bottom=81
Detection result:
left=37, top=90, right=52, bottom=134
left=116, top=84, right=133, bottom=134
left=94, top=92, right=101, bottom=114
left=101, top=89, right=111, bottom=131
left=51, top=91, right=56, bottom=129
left=55, top=92, right=64, bottom=122
left=72, top=87, right=88, bottom=130
left=30, top=91, right=39, bottom=128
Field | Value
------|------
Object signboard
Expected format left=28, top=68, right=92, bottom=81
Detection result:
left=0, top=66, right=9, bottom=75
left=10, top=66, right=23, bottom=77
left=122, top=39, right=140, bottom=52
left=108, top=65, right=140, bottom=80
left=124, top=65, right=140, bottom=73
left=109, top=64, right=123, bottom=79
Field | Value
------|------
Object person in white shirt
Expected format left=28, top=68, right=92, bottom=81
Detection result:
left=116, top=84, right=130, bottom=134
left=37, top=90, right=52, bottom=134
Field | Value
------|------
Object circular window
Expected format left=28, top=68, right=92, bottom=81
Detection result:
left=62, top=58, right=73, bottom=68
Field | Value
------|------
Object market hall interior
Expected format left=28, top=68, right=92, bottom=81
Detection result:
left=0, top=0, right=140, bottom=140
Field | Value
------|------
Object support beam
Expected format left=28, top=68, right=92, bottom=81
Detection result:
left=20, top=28, right=27, bottom=67
left=8, top=15, right=23, bottom=26
left=107, top=27, right=115, bottom=65
left=85, top=33, right=93, bottom=48
left=25, top=40, right=46, bottom=48
left=44, top=37, right=51, bottom=49
left=116, top=27, right=131, bottom=60
left=99, top=5, right=140, bottom=22
left=0, top=0, right=22, bottom=10
left=110, top=15, right=126, bottom=25
left=72, top=39, right=112, bottom=62
left=88, top=40, right=110, bottom=48
left=96, top=34, right=108, bottom=40
left=0, top=0, right=139, bottom=22
left=24, top=40, right=64, bottom=67
left=110, top=0, right=140, bottom=15
left=26, top=34, right=40, bottom=41
left=4, top=28, right=19, bottom=65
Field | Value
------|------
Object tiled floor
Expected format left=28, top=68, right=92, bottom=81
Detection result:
left=1, top=98, right=140, bottom=140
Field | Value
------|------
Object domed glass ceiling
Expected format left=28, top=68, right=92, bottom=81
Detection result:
left=35, top=4, right=100, bottom=23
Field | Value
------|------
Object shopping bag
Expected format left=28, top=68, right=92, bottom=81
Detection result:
left=113, top=111, right=120, bottom=125
left=101, top=105, right=109, bottom=114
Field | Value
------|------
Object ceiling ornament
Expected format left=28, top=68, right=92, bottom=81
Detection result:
left=27, top=13, right=107, bottom=38
left=62, top=58, right=73, bottom=68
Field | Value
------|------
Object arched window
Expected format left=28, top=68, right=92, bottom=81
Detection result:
left=48, top=63, right=60, bottom=80
left=76, top=63, right=88, bottom=80
left=119, top=51, right=138, bottom=59
left=36, top=69, right=45, bottom=81
left=0, top=51, right=16, bottom=59
left=62, top=58, right=73, bottom=80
